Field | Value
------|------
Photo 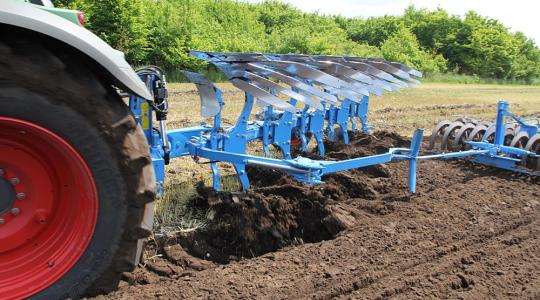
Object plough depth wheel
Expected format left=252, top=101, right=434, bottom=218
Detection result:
left=524, top=133, right=540, bottom=170
left=0, top=34, right=155, bottom=299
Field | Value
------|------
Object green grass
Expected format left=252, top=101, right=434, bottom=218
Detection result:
left=155, top=82, right=540, bottom=231
left=164, top=68, right=229, bottom=83
left=423, top=73, right=540, bottom=85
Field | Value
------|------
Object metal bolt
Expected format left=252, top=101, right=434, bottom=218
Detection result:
left=0, top=169, right=4, bottom=176
left=11, top=208, right=20, bottom=215
left=10, top=177, right=20, bottom=185
left=17, top=192, right=26, bottom=200
left=0, top=218, right=4, bottom=224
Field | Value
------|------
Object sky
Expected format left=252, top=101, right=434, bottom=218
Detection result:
left=245, top=0, right=540, bottom=44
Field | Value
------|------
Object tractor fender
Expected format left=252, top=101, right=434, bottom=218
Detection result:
left=0, top=0, right=153, bottom=100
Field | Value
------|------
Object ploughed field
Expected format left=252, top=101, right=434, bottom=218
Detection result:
left=95, top=83, right=540, bottom=299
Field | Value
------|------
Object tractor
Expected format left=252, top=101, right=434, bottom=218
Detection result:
left=1, top=1, right=155, bottom=299
left=0, top=1, right=538, bottom=299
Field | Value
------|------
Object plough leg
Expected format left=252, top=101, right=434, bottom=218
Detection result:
left=357, top=96, right=371, bottom=133
left=211, top=162, right=220, bottom=191
left=233, top=163, right=250, bottom=191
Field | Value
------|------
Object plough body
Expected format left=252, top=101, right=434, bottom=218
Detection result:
left=128, top=52, right=540, bottom=194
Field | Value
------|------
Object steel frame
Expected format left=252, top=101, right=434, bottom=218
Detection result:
left=129, top=52, right=539, bottom=195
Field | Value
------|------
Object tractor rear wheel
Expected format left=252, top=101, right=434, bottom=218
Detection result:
left=0, top=30, right=155, bottom=299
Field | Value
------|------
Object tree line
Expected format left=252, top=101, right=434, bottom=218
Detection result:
left=53, top=0, right=540, bottom=82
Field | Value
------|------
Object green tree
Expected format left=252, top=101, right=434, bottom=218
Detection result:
left=255, top=0, right=302, bottom=34
left=381, top=27, right=446, bottom=74
left=143, top=0, right=203, bottom=70
left=267, top=13, right=381, bottom=56
left=345, top=15, right=404, bottom=46
left=451, top=12, right=523, bottom=78
left=51, top=0, right=84, bottom=8
left=86, top=0, right=149, bottom=63
left=509, top=32, right=540, bottom=81
left=189, top=0, right=268, bottom=52
left=403, top=6, right=462, bottom=53
left=49, top=0, right=540, bottom=81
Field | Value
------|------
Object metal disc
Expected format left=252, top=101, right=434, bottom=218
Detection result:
left=524, top=133, right=540, bottom=170
left=428, top=120, right=451, bottom=150
left=510, top=131, right=530, bottom=149
left=451, top=123, right=476, bottom=151
left=467, top=124, right=489, bottom=143
left=440, top=121, right=464, bottom=150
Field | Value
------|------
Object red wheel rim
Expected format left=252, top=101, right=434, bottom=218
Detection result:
left=0, top=117, right=98, bottom=299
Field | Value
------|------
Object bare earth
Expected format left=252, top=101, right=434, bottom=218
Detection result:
left=93, top=132, right=540, bottom=300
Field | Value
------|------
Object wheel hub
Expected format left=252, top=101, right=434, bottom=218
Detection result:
left=0, top=117, right=98, bottom=299
left=0, top=175, right=15, bottom=214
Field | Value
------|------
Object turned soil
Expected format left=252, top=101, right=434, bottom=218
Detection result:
left=92, top=131, right=540, bottom=300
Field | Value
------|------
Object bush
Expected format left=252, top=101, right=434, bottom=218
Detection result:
left=267, top=13, right=356, bottom=55
left=86, top=0, right=149, bottom=63
left=381, top=27, right=447, bottom=74
left=52, top=0, right=540, bottom=82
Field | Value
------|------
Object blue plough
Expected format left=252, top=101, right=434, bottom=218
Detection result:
left=128, top=52, right=540, bottom=195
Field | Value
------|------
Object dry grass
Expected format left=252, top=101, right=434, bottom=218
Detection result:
left=369, top=83, right=540, bottom=134
left=155, top=82, right=540, bottom=230
left=153, top=181, right=212, bottom=234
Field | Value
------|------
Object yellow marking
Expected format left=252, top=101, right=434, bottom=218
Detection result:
left=141, top=102, right=150, bottom=130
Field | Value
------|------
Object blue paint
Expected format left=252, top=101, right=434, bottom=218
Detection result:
left=131, top=60, right=539, bottom=196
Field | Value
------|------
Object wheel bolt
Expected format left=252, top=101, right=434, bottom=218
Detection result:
left=10, top=177, right=20, bottom=185
left=34, top=211, right=48, bottom=224
left=11, top=207, right=20, bottom=215
left=0, top=218, right=4, bottom=224
left=16, top=192, right=26, bottom=200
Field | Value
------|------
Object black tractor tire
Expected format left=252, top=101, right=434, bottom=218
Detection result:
left=0, top=28, right=155, bottom=299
